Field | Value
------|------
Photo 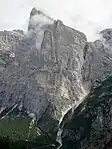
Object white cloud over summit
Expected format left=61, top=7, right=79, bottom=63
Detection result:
left=0, top=0, right=112, bottom=41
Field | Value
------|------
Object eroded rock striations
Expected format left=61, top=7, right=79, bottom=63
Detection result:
left=0, top=8, right=87, bottom=136
left=0, top=7, right=112, bottom=145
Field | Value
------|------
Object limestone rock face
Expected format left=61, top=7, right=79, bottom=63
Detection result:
left=82, top=30, right=112, bottom=90
left=0, top=8, right=87, bottom=135
left=61, top=76, right=112, bottom=149
left=0, top=8, right=112, bottom=138
left=0, top=30, right=23, bottom=72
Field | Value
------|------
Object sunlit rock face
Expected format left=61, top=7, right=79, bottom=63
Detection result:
left=61, top=76, right=112, bottom=149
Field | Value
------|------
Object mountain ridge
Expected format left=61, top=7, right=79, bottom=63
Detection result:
left=0, top=7, right=112, bottom=149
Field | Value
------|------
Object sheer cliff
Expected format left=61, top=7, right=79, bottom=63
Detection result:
left=0, top=8, right=88, bottom=136
left=0, top=8, right=112, bottom=149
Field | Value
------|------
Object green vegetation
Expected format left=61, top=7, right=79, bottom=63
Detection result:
left=0, top=116, right=57, bottom=149
left=0, top=116, right=38, bottom=141
left=62, top=76, right=112, bottom=149
left=0, top=117, right=29, bottom=140
left=0, top=136, right=56, bottom=149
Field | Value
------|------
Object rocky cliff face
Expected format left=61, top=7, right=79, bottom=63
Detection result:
left=0, top=7, right=112, bottom=145
left=61, top=76, right=112, bottom=149
left=82, top=38, right=112, bottom=90
left=0, top=8, right=88, bottom=136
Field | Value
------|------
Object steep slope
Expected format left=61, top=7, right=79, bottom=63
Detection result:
left=61, top=76, right=112, bottom=149
left=0, top=30, right=23, bottom=71
left=0, top=8, right=112, bottom=144
left=0, top=7, right=87, bottom=137
left=82, top=33, right=112, bottom=90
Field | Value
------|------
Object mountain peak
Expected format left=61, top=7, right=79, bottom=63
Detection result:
left=30, top=7, right=45, bottom=18
left=30, top=7, right=38, bottom=18
left=28, top=8, right=54, bottom=31
left=100, top=28, right=112, bottom=41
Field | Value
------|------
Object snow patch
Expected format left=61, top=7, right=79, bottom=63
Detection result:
left=9, top=52, right=15, bottom=58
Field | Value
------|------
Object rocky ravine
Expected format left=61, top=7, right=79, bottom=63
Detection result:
left=0, top=7, right=112, bottom=146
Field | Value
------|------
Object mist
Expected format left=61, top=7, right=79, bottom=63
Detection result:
left=0, top=0, right=112, bottom=41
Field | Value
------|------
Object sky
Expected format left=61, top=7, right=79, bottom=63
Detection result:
left=0, top=0, right=112, bottom=41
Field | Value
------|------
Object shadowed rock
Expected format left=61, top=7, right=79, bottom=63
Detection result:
left=62, top=76, right=112, bottom=149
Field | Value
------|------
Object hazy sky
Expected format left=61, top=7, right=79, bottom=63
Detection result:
left=0, top=0, right=112, bottom=40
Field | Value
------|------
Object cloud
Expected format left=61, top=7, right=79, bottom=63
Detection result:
left=26, top=10, right=54, bottom=49
left=0, top=0, right=112, bottom=41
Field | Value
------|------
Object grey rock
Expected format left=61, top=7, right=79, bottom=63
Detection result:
left=61, top=76, right=112, bottom=149
left=0, top=8, right=112, bottom=138
left=0, top=30, right=23, bottom=72
left=82, top=36, right=112, bottom=90
left=0, top=8, right=87, bottom=136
